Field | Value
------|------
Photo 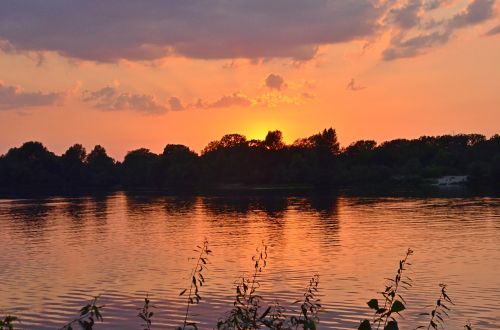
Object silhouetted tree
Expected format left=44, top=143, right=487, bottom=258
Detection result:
left=86, top=145, right=117, bottom=188
left=157, top=144, right=199, bottom=189
left=61, top=144, right=88, bottom=188
left=121, top=148, right=159, bottom=188
left=0, top=130, right=499, bottom=194
left=0, top=141, right=63, bottom=191
left=263, top=130, right=285, bottom=150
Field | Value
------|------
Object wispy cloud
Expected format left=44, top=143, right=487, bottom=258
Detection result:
left=0, top=81, right=65, bottom=110
left=382, top=31, right=451, bottom=61
left=486, top=24, right=500, bottom=35
left=346, top=78, right=366, bottom=91
left=189, top=92, right=252, bottom=109
left=382, top=0, right=497, bottom=61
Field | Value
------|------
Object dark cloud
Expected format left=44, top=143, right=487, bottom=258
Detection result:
left=0, top=81, right=64, bottom=110
left=448, top=0, right=496, bottom=29
left=1, top=1, right=495, bottom=64
left=486, top=24, right=500, bottom=35
left=0, top=0, right=381, bottom=62
left=82, top=87, right=168, bottom=114
left=265, top=74, right=285, bottom=90
left=385, top=0, right=422, bottom=29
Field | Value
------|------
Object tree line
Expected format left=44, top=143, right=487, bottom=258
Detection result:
left=0, top=128, right=499, bottom=193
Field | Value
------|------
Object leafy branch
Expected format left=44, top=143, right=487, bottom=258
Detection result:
left=290, top=274, right=321, bottom=330
left=58, top=296, right=104, bottom=330
left=416, top=284, right=453, bottom=330
left=178, top=238, right=212, bottom=330
left=359, top=248, right=414, bottom=330
left=137, top=295, right=155, bottom=330
left=0, top=315, right=18, bottom=330
left=217, top=241, right=269, bottom=330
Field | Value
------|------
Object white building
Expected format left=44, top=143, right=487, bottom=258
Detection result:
left=435, top=176, right=468, bottom=186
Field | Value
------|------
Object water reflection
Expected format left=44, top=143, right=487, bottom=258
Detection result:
left=0, top=193, right=498, bottom=329
left=64, top=198, right=85, bottom=221
left=163, top=196, right=197, bottom=216
left=92, top=195, right=109, bottom=222
left=7, top=200, right=54, bottom=238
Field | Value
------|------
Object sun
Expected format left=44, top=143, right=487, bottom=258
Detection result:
left=244, top=121, right=293, bottom=143
left=246, top=125, right=270, bottom=141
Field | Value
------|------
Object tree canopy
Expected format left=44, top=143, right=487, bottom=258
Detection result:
left=0, top=129, right=498, bottom=194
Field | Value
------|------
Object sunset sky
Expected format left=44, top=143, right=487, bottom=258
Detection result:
left=1, top=0, right=499, bottom=159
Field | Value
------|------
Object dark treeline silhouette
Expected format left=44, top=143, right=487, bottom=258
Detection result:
left=0, top=128, right=499, bottom=194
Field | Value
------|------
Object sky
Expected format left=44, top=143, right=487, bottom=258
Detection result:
left=0, top=0, right=499, bottom=159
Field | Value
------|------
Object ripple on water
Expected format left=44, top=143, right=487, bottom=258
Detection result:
left=0, top=193, right=499, bottom=329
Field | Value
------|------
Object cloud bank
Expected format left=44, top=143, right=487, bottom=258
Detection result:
left=0, top=1, right=381, bottom=62
left=1, top=1, right=496, bottom=63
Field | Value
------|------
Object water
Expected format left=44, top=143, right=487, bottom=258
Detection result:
left=0, top=193, right=498, bottom=329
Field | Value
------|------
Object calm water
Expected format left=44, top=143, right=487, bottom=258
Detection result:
left=0, top=193, right=498, bottom=329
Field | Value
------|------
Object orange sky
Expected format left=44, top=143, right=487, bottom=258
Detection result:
left=0, top=0, right=499, bottom=159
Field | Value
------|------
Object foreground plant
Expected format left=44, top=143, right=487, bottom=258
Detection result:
left=178, top=238, right=212, bottom=330
left=1, top=246, right=478, bottom=329
left=359, top=248, right=414, bottom=330
left=416, top=284, right=453, bottom=330
left=217, top=243, right=321, bottom=330
left=217, top=241, right=269, bottom=330
left=290, top=274, right=321, bottom=330
left=137, top=295, right=155, bottom=330
left=260, top=302, right=291, bottom=329
left=0, top=315, right=18, bottom=330
left=58, top=296, right=104, bottom=330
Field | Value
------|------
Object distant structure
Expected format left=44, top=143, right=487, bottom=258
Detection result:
left=434, top=176, right=468, bottom=186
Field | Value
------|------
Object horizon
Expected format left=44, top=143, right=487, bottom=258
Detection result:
left=1, top=128, right=497, bottom=160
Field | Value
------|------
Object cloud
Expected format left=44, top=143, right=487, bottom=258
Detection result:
left=0, top=1, right=381, bottom=62
left=382, top=31, right=451, bottom=60
left=82, top=87, right=168, bottom=114
left=346, top=78, right=366, bottom=91
left=265, top=74, right=285, bottom=90
left=448, top=0, right=496, bottom=29
left=486, top=24, right=500, bottom=35
left=0, top=81, right=65, bottom=110
left=385, top=0, right=423, bottom=29
left=168, top=96, right=184, bottom=111
left=423, top=0, right=441, bottom=11
left=381, top=0, right=497, bottom=61
left=1, top=1, right=496, bottom=63
left=195, top=93, right=253, bottom=109
left=191, top=86, right=312, bottom=109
